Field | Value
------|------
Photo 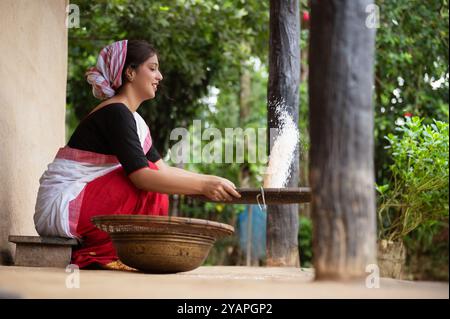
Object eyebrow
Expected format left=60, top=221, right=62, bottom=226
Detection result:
left=148, top=62, right=159, bottom=67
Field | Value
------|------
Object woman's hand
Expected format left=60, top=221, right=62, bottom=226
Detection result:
left=129, top=161, right=242, bottom=200
left=201, top=175, right=241, bottom=202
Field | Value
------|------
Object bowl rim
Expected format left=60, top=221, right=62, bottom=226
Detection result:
left=91, top=215, right=235, bottom=236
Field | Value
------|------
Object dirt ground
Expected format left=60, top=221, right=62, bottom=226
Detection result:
left=0, top=265, right=447, bottom=299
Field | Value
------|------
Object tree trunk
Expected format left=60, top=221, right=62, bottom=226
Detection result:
left=266, top=0, right=300, bottom=267
left=309, top=0, right=377, bottom=280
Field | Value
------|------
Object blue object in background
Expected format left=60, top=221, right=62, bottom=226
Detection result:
left=238, top=204, right=267, bottom=260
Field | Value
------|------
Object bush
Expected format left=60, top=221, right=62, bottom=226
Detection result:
left=377, top=117, right=449, bottom=240
left=377, top=116, right=449, bottom=280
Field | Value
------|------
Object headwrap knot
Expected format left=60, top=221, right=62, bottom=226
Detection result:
left=85, top=40, right=128, bottom=100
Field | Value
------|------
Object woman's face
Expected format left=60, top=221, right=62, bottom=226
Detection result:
left=132, top=54, right=163, bottom=100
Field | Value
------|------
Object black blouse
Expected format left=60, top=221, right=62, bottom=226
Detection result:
left=67, top=103, right=161, bottom=174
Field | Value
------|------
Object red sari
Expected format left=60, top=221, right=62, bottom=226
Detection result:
left=71, top=161, right=168, bottom=268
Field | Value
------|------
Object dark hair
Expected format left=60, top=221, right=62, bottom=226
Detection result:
left=121, top=40, right=158, bottom=84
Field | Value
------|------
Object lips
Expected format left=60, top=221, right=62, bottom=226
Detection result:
left=152, top=83, right=158, bottom=91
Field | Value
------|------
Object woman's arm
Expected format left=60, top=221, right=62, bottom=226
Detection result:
left=128, top=160, right=241, bottom=201
left=154, top=159, right=211, bottom=180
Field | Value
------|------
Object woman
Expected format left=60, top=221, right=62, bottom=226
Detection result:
left=34, top=39, right=241, bottom=270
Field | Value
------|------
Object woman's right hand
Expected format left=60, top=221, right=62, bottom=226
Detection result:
left=201, top=175, right=241, bottom=202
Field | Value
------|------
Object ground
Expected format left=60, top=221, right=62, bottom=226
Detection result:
left=0, top=265, right=447, bottom=299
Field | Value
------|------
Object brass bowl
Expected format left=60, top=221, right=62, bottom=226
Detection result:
left=92, top=215, right=234, bottom=273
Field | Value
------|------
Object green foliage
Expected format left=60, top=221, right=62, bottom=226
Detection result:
left=67, top=0, right=270, bottom=150
left=298, top=215, right=313, bottom=267
left=373, top=0, right=449, bottom=280
left=374, top=0, right=449, bottom=184
left=377, top=117, right=449, bottom=242
left=177, top=58, right=268, bottom=218
left=377, top=117, right=449, bottom=280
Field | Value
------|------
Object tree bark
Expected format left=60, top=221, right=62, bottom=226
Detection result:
left=309, top=0, right=377, bottom=279
left=266, top=0, right=300, bottom=267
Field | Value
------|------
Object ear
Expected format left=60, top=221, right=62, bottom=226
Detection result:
left=125, top=65, right=137, bottom=82
left=125, top=66, right=136, bottom=78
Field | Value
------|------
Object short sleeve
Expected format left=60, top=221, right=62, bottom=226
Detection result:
left=105, top=105, right=149, bottom=175
left=146, top=144, right=162, bottom=163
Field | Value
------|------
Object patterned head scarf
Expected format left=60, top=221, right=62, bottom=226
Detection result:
left=85, top=40, right=128, bottom=100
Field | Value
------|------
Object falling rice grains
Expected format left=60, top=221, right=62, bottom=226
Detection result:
left=263, top=99, right=299, bottom=188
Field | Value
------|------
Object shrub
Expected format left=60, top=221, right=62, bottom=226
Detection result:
left=377, top=117, right=449, bottom=241
left=377, top=116, right=449, bottom=280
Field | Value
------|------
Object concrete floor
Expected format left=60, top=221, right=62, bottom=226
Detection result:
left=0, top=265, right=448, bottom=299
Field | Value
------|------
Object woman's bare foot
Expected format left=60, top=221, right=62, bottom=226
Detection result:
left=100, top=260, right=138, bottom=272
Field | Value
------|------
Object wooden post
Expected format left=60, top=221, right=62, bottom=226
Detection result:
left=246, top=205, right=253, bottom=266
left=309, top=0, right=377, bottom=279
left=266, top=0, right=300, bottom=267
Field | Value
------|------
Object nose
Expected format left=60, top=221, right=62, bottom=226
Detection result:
left=157, top=70, right=163, bottom=81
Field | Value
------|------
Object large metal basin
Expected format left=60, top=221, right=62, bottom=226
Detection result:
left=92, top=215, right=234, bottom=273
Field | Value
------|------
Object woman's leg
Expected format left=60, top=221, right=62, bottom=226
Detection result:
left=71, top=161, right=168, bottom=268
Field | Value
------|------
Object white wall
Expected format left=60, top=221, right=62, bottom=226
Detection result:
left=0, top=0, right=68, bottom=264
